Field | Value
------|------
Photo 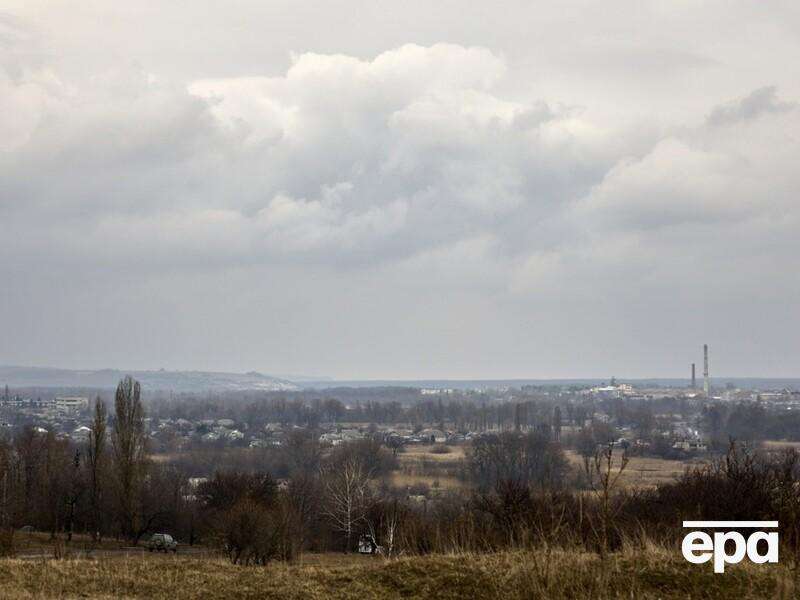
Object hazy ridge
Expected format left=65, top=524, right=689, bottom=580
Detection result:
left=3, top=365, right=798, bottom=393
left=0, top=365, right=297, bottom=392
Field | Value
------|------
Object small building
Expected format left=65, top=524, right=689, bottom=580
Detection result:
left=56, top=397, right=89, bottom=412
left=672, top=439, right=708, bottom=452
left=72, top=425, right=92, bottom=441
left=418, top=428, right=446, bottom=443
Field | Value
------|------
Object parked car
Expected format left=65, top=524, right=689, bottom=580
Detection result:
left=146, top=533, right=178, bottom=553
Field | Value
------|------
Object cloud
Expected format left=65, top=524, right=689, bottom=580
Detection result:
left=533, top=90, right=800, bottom=298
left=706, top=86, right=795, bottom=127
left=2, top=42, right=619, bottom=273
left=3, top=40, right=799, bottom=291
left=1, top=23, right=799, bottom=377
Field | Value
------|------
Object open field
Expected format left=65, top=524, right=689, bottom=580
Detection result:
left=393, top=444, right=466, bottom=490
left=564, top=450, right=699, bottom=489
left=389, top=472, right=465, bottom=490
left=390, top=444, right=698, bottom=491
left=763, top=440, right=800, bottom=451
left=399, top=444, right=467, bottom=461
left=12, top=531, right=122, bottom=553
left=7, top=531, right=213, bottom=560
left=0, top=548, right=793, bottom=599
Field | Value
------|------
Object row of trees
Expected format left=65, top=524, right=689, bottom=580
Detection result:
left=197, top=432, right=800, bottom=565
left=0, top=377, right=186, bottom=544
left=7, top=376, right=800, bottom=565
left=145, top=390, right=597, bottom=433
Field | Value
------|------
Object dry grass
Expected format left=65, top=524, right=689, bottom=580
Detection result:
left=390, top=473, right=464, bottom=490
left=11, top=531, right=136, bottom=556
left=0, top=547, right=793, bottom=599
left=391, top=445, right=694, bottom=492
left=393, top=444, right=467, bottom=490
left=763, top=440, right=800, bottom=451
left=400, top=445, right=467, bottom=461
left=565, top=450, right=697, bottom=489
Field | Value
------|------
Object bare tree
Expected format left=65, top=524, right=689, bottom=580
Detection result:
left=368, top=497, right=405, bottom=558
left=286, top=473, right=321, bottom=552
left=321, top=456, right=372, bottom=552
left=40, top=431, right=71, bottom=540
left=112, top=377, right=148, bottom=541
left=583, top=442, right=629, bottom=559
left=86, top=397, right=107, bottom=541
left=64, top=448, right=84, bottom=542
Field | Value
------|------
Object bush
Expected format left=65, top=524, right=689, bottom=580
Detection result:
left=0, top=528, right=14, bottom=557
left=220, top=499, right=293, bottom=564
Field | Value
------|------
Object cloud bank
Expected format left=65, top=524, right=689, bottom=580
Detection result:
left=1, top=11, right=799, bottom=378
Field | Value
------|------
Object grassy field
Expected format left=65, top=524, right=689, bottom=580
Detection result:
left=11, top=531, right=135, bottom=555
left=389, top=444, right=695, bottom=491
left=564, top=449, right=697, bottom=489
left=763, top=440, right=800, bottom=451
left=393, top=444, right=466, bottom=490
left=399, top=445, right=467, bottom=461
left=0, top=547, right=793, bottom=599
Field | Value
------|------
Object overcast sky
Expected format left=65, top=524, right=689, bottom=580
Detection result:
left=1, top=1, right=799, bottom=380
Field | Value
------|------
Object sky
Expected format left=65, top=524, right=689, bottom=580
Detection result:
left=1, top=1, right=799, bottom=380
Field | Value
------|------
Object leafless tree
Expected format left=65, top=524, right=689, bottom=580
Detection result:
left=583, top=442, right=629, bottom=559
left=368, top=497, right=405, bottom=558
left=321, top=456, right=373, bottom=551
left=286, top=473, right=321, bottom=552
left=86, top=397, right=107, bottom=541
left=112, top=376, right=148, bottom=541
left=64, top=448, right=84, bottom=542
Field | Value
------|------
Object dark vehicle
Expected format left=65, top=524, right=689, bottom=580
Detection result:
left=146, top=533, right=178, bottom=553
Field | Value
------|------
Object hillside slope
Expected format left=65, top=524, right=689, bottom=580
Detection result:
left=0, top=549, right=791, bottom=599
left=0, top=365, right=297, bottom=392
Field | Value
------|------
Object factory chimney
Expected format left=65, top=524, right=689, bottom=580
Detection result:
left=691, top=363, right=696, bottom=389
left=703, top=344, right=710, bottom=396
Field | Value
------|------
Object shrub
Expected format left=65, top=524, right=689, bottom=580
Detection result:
left=0, top=528, right=14, bottom=557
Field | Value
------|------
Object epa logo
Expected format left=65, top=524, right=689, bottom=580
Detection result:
left=682, top=521, right=779, bottom=573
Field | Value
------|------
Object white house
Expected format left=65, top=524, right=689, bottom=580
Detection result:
left=55, top=397, right=89, bottom=412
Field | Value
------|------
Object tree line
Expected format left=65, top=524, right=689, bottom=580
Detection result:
left=4, top=377, right=800, bottom=566
left=0, top=376, right=189, bottom=546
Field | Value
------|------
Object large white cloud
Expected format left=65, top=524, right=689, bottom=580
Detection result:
left=1, top=10, right=799, bottom=378
left=2, top=42, right=623, bottom=271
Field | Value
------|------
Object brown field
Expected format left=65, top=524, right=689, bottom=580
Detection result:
left=8, top=531, right=214, bottom=561
left=13, top=531, right=137, bottom=554
left=390, top=444, right=697, bottom=491
left=565, top=450, right=698, bottom=489
left=399, top=445, right=467, bottom=461
left=149, top=453, right=177, bottom=464
left=392, top=444, right=467, bottom=490
left=762, top=440, right=800, bottom=451
left=390, top=472, right=465, bottom=490
left=0, top=547, right=792, bottom=599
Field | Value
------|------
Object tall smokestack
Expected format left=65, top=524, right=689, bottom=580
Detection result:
left=703, top=344, right=710, bottom=396
left=691, top=363, right=696, bottom=389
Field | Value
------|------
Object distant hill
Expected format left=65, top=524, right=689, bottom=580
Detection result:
left=0, top=365, right=298, bottom=392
